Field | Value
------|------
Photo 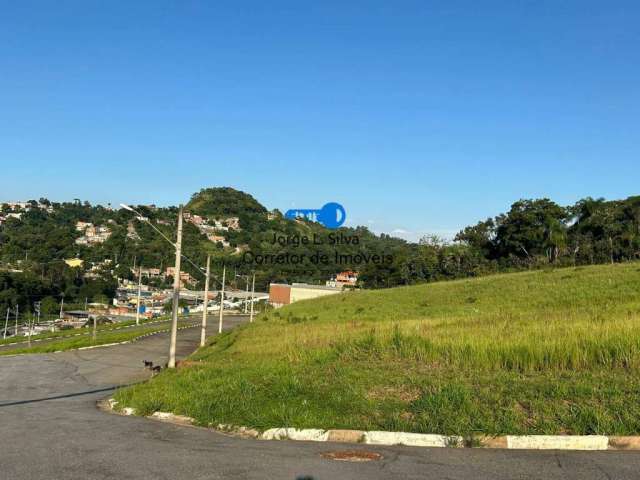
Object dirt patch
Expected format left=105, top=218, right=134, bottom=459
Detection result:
left=321, top=450, right=383, bottom=462
left=515, top=401, right=536, bottom=428
left=176, top=360, right=203, bottom=370
left=399, top=411, right=415, bottom=421
left=367, top=385, right=421, bottom=403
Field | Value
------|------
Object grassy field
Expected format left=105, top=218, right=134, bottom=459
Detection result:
left=115, top=263, right=640, bottom=436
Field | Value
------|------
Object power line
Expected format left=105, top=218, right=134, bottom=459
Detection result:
left=120, top=204, right=227, bottom=288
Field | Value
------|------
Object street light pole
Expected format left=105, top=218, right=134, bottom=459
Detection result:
left=168, top=205, right=184, bottom=369
left=135, top=266, right=142, bottom=325
left=249, top=272, right=255, bottom=323
left=29, top=302, right=40, bottom=347
left=3, top=308, right=9, bottom=339
left=200, top=255, right=210, bottom=347
left=218, top=264, right=226, bottom=334
left=244, top=276, right=249, bottom=314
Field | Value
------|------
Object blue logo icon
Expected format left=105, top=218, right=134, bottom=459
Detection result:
left=285, top=202, right=346, bottom=229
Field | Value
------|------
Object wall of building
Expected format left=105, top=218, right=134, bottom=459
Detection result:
left=269, top=284, right=291, bottom=307
left=289, top=285, right=342, bottom=303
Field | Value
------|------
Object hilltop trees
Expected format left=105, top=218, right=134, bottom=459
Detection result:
left=187, top=187, right=267, bottom=218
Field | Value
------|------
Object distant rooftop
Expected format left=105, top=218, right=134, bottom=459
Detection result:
left=291, top=283, right=342, bottom=291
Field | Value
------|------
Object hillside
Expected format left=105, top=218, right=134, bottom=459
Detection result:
left=115, top=262, right=640, bottom=436
left=186, top=187, right=267, bottom=218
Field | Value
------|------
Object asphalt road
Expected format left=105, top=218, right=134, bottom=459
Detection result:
left=2, top=315, right=640, bottom=479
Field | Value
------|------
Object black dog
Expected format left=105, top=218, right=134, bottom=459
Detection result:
left=142, top=360, right=154, bottom=369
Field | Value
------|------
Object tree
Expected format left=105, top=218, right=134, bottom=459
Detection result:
left=494, top=199, right=568, bottom=263
left=455, top=218, right=496, bottom=258
left=93, top=293, right=110, bottom=305
left=40, top=296, right=60, bottom=315
left=163, top=298, right=188, bottom=314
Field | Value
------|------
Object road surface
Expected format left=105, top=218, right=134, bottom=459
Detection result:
left=1, top=314, right=639, bottom=480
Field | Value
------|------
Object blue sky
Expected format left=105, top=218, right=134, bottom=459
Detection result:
left=1, top=1, right=639, bottom=241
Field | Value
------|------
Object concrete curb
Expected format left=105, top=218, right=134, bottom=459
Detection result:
left=262, top=428, right=329, bottom=442
left=365, top=431, right=462, bottom=448
left=77, top=342, right=130, bottom=351
left=100, top=400, right=640, bottom=451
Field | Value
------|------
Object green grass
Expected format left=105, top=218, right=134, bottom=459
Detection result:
left=0, top=316, right=170, bottom=347
left=0, top=319, right=194, bottom=355
left=115, top=263, right=640, bottom=435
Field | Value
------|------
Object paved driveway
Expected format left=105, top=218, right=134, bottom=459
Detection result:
left=1, top=314, right=639, bottom=480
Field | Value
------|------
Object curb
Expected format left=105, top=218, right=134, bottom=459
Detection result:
left=100, top=400, right=640, bottom=451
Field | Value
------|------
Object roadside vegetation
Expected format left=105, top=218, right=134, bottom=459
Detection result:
left=0, top=318, right=195, bottom=355
left=0, top=315, right=170, bottom=347
left=115, top=262, right=640, bottom=436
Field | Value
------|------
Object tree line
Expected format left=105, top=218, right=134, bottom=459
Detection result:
left=360, top=196, right=640, bottom=287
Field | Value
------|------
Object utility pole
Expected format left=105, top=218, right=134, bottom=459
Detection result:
left=3, top=308, right=9, bottom=339
left=249, top=272, right=256, bottom=323
left=244, top=276, right=249, bottom=314
left=200, top=255, right=210, bottom=347
left=93, top=314, right=97, bottom=341
left=218, top=264, right=226, bottom=334
left=15, top=304, right=19, bottom=337
left=167, top=205, right=184, bottom=369
left=135, top=266, right=142, bottom=325
left=30, top=302, right=40, bottom=347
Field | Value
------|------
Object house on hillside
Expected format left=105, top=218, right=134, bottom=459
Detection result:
left=64, top=258, right=84, bottom=268
left=76, top=221, right=92, bottom=231
left=75, top=222, right=112, bottom=245
left=326, top=271, right=359, bottom=288
left=207, top=233, right=229, bottom=247
left=223, top=217, right=241, bottom=230
left=127, top=221, right=140, bottom=240
left=165, top=267, right=196, bottom=287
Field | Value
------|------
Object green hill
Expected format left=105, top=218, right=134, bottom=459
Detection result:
left=186, top=187, right=267, bottom=218
left=115, top=262, right=640, bottom=436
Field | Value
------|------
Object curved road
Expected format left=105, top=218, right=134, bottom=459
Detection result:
left=1, top=315, right=639, bottom=480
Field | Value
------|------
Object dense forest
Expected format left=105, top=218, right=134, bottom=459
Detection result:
left=1, top=188, right=639, bottom=316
